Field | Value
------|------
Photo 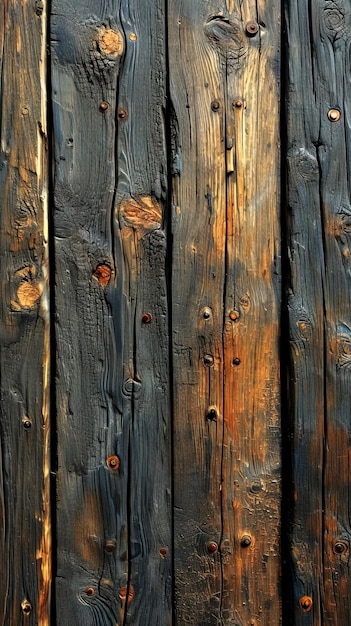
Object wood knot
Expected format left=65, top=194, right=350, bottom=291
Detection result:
left=93, top=264, right=112, bottom=287
left=324, top=2, right=346, bottom=36
left=119, top=585, right=134, bottom=603
left=119, top=196, right=162, bottom=238
left=98, top=27, right=124, bottom=56
left=13, top=266, right=42, bottom=310
left=204, top=15, right=248, bottom=69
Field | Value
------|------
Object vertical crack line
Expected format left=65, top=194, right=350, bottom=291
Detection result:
left=38, top=1, right=53, bottom=625
left=164, top=0, right=175, bottom=622
left=316, top=142, right=328, bottom=619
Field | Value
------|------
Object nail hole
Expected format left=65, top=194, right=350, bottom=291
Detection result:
left=105, top=540, right=116, bottom=554
left=206, top=406, right=217, bottom=421
left=142, top=312, right=152, bottom=324
left=233, top=358, right=241, bottom=366
left=22, top=417, right=32, bottom=429
left=211, top=100, right=220, bottom=112
left=21, top=600, right=32, bottom=615
left=203, top=354, right=214, bottom=367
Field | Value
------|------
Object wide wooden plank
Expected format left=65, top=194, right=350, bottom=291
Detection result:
left=222, top=1, right=281, bottom=623
left=169, top=2, right=226, bottom=623
left=287, top=1, right=351, bottom=623
left=0, top=1, right=50, bottom=624
left=51, top=1, right=170, bottom=623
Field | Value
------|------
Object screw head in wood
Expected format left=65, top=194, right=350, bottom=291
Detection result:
left=300, top=596, right=313, bottom=612
left=240, top=534, right=252, bottom=547
left=142, top=312, right=152, bottom=323
left=118, top=108, right=128, bottom=119
left=106, top=455, right=120, bottom=471
left=328, top=108, right=341, bottom=122
left=99, top=101, right=109, bottom=112
left=246, top=21, right=259, bottom=36
left=21, top=600, right=32, bottom=615
left=211, top=100, right=220, bottom=112
left=207, top=541, right=218, bottom=553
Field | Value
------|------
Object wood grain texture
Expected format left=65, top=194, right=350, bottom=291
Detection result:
left=0, top=1, right=50, bottom=624
left=51, top=1, right=171, bottom=624
left=170, top=1, right=281, bottom=623
left=286, top=1, right=351, bottom=623
left=223, top=2, right=281, bottom=623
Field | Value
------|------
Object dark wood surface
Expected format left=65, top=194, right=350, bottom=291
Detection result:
left=51, top=1, right=170, bottom=624
left=1, top=0, right=351, bottom=624
left=286, top=1, right=351, bottom=623
left=0, top=2, right=51, bottom=625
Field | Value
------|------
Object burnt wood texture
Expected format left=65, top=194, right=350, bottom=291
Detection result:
left=0, top=0, right=351, bottom=624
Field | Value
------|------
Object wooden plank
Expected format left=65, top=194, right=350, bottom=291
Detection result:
left=0, top=1, right=50, bottom=624
left=222, top=1, right=281, bottom=623
left=170, top=1, right=281, bottom=623
left=169, top=2, right=226, bottom=623
left=286, top=1, right=351, bottom=622
left=51, top=1, right=171, bottom=623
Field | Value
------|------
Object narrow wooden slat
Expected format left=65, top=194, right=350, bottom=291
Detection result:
left=287, top=1, right=351, bottom=623
left=52, top=1, right=170, bottom=623
left=0, top=1, right=50, bottom=624
left=222, top=1, right=281, bottom=623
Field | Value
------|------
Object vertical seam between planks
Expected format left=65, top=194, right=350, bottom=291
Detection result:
left=164, top=0, right=175, bottom=621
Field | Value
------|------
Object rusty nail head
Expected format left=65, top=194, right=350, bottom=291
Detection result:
left=241, top=534, right=252, bottom=547
left=86, top=587, right=95, bottom=596
left=211, top=100, right=220, bottom=112
left=142, top=312, right=152, bottom=323
left=21, top=600, right=32, bottom=615
left=233, top=358, right=241, bottom=366
left=233, top=99, right=243, bottom=109
left=229, top=310, right=240, bottom=321
left=118, top=108, right=128, bottom=119
left=105, top=540, right=116, bottom=553
left=246, top=21, right=259, bottom=36
left=203, top=354, right=214, bottom=366
left=99, top=101, right=109, bottom=111
left=159, top=547, right=167, bottom=557
left=328, top=108, right=341, bottom=122
left=107, top=455, right=120, bottom=470
left=207, top=541, right=218, bottom=553
left=300, top=596, right=313, bottom=612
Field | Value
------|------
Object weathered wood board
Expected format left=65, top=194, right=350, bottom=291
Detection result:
left=0, top=1, right=50, bottom=625
left=286, top=1, right=351, bottom=623
left=51, top=1, right=171, bottom=624
left=170, top=1, right=281, bottom=623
